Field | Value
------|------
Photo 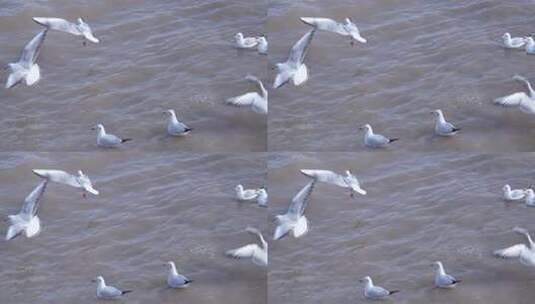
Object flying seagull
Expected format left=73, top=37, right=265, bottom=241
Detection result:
left=5, top=30, right=47, bottom=89
left=226, top=227, right=268, bottom=267
left=300, top=169, right=366, bottom=197
left=273, top=29, right=315, bottom=89
left=300, top=17, right=366, bottom=46
left=494, top=75, right=535, bottom=114
left=273, top=180, right=316, bottom=240
left=5, top=180, right=48, bottom=241
left=494, top=227, right=535, bottom=267
left=225, top=75, right=268, bottom=114
left=33, top=169, right=99, bottom=197
left=33, top=17, right=99, bottom=45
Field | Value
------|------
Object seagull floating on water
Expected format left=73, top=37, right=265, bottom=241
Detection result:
left=525, top=36, right=535, bottom=54
left=273, top=180, right=316, bottom=240
left=5, top=180, right=48, bottom=241
left=256, top=188, right=268, bottom=207
left=225, top=75, right=268, bottom=114
left=273, top=30, right=315, bottom=89
left=257, top=36, right=268, bottom=54
left=502, top=33, right=525, bottom=49
left=431, top=109, right=460, bottom=137
left=164, top=109, right=192, bottom=136
left=494, top=227, right=535, bottom=267
left=360, top=124, right=398, bottom=148
left=360, top=276, right=399, bottom=300
left=166, top=261, right=192, bottom=288
left=502, top=184, right=525, bottom=201
left=432, top=261, right=460, bottom=288
left=524, top=189, right=535, bottom=207
left=33, top=169, right=99, bottom=197
left=6, top=30, right=47, bottom=89
left=92, top=124, right=132, bottom=148
left=494, top=75, right=535, bottom=114
left=33, top=17, right=99, bottom=45
left=235, top=184, right=260, bottom=202
left=226, top=227, right=268, bottom=267
left=300, top=169, right=366, bottom=197
left=300, top=17, right=366, bottom=46
left=234, top=33, right=258, bottom=49
left=93, top=276, right=132, bottom=300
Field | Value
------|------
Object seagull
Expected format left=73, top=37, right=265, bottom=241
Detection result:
left=166, top=261, right=192, bottom=288
left=235, top=184, right=259, bottom=202
left=300, top=17, right=366, bottom=46
left=5, top=29, right=47, bottom=89
left=273, top=29, right=315, bottom=89
left=92, top=124, right=132, bottom=148
left=502, top=33, right=525, bottom=49
left=494, top=227, right=535, bottom=267
left=359, top=124, right=398, bottom=148
left=273, top=180, right=316, bottom=240
left=234, top=33, right=258, bottom=49
left=32, top=169, right=99, bottom=197
left=432, top=261, right=460, bottom=288
left=225, top=75, right=268, bottom=114
left=525, top=37, right=535, bottom=54
left=359, top=276, right=399, bottom=300
left=494, top=75, right=535, bottom=114
left=163, top=109, right=192, bottom=136
left=256, top=188, right=268, bottom=207
left=524, top=189, right=535, bottom=207
left=5, top=180, right=48, bottom=241
left=431, top=109, right=460, bottom=136
left=502, top=184, right=525, bottom=201
left=33, top=17, right=99, bottom=45
left=226, top=227, right=268, bottom=267
left=257, top=36, right=268, bottom=55
left=93, top=276, right=132, bottom=300
left=300, top=169, right=366, bottom=197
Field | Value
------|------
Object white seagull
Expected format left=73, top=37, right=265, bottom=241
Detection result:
left=225, top=75, right=268, bottom=114
left=93, top=276, right=132, bottom=300
left=5, top=180, right=48, bottom=241
left=273, top=29, right=315, bottom=89
left=5, top=29, right=47, bottom=89
left=360, top=276, right=399, bottom=300
left=360, top=124, right=398, bottom=148
left=431, top=109, right=460, bottom=136
left=92, top=124, right=132, bottom=148
left=32, top=169, right=99, bottom=197
left=524, top=189, right=535, bottom=207
left=525, top=36, right=535, bottom=54
left=502, top=33, right=525, bottom=49
left=256, top=188, right=268, bottom=207
left=300, top=17, right=366, bottom=46
left=494, top=75, right=535, bottom=114
left=494, top=227, right=535, bottom=267
left=257, top=36, right=268, bottom=54
left=502, top=184, right=525, bottom=201
left=166, top=261, right=192, bottom=288
left=273, top=180, right=316, bottom=240
left=235, top=184, right=259, bottom=202
left=164, top=109, right=192, bottom=136
left=432, top=261, right=460, bottom=288
left=300, top=169, right=366, bottom=197
left=33, top=17, right=99, bottom=45
left=226, top=227, right=268, bottom=267
left=234, top=33, right=258, bottom=49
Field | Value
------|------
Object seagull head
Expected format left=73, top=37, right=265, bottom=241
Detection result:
left=91, top=124, right=105, bottom=132
left=430, top=109, right=444, bottom=119
left=77, top=18, right=99, bottom=44
left=526, top=189, right=534, bottom=196
left=431, top=261, right=443, bottom=268
left=359, top=276, right=372, bottom=284
left=163, top=109, right=176, bottom=116
left=166, top=261, right=176, bottom=269
left=92, top=276, right=105, bottom=284
left=235, top=32, right=244, bottom=41
left=359, top=124, right=372, bottom=132
left=503, top=32, right=511, bottom=40
left=235, top=184, right=244, bottom=192
left=503, top=184, right=511, bottom=192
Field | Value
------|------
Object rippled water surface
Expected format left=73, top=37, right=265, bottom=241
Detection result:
left=0, top=153, right=267, bottom=303
left=268, top=0, right=535, bottom=152
left=268, top=152, right=535, bottom=303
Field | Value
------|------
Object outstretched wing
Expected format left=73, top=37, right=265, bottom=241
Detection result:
left=494, top=244, right=526, bottom=258
left=300, top=169, right=346, bottom=187
left=226, top=92, right=260, bottom=108
left=19, top=30, right=47, bottom=67
left=300, top=17, right=346, bottom=35
left=32, top=169, right=80, bottom=188
left=33, top=17, right=81, bottom=35
left=494, top=92, right=531, bottom=107
left=20, top=180, right=48, bottom=218
left=226, top=244, right=260, bottom=259
left=288, top=30, right=315, bottom=66
left=287, top=180, right=316, bottom=217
